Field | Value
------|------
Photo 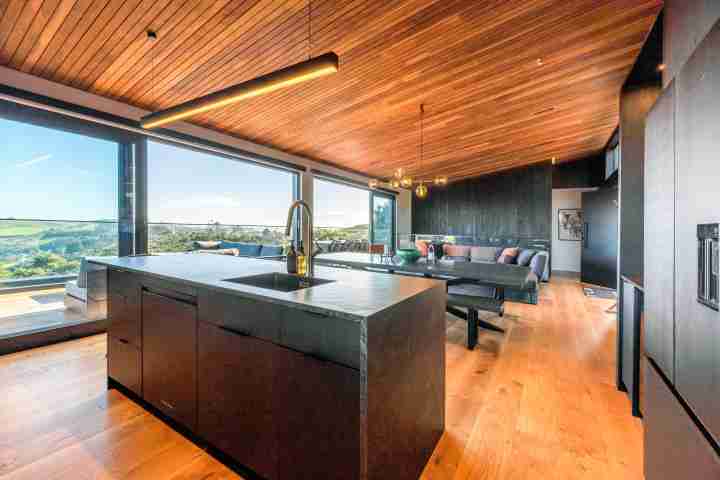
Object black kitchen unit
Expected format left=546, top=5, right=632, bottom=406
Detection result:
left=643, top=11, right=720, bottom=478
left=93, top=254, right=446, bottom=480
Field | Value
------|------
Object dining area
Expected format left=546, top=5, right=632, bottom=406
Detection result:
left=315, top=242, right=542, bottom=350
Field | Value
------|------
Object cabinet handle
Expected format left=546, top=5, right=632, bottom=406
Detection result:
left=118, top=338, right=129, bottom=345
left=219, top=325, right=251, bottom=337
left=160, top=400, right=176, bottom=410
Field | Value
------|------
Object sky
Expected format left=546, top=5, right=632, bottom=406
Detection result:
left=0, top=118, right=369, bottom=228
left=1, top=118, right=118, bottom=221
left=313, top=178, right=369, bottom=228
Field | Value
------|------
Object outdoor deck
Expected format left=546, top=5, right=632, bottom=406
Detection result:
left=0, top=287, right=85, bottom=339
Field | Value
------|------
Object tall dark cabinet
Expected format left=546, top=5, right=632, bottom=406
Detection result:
left=643, top=14, right=720, bottom=478
left=673, top=19, right=720, bottom=442
left=643, top=81, right=676, bottom=382
left=580, top=186, right=618, bottom=289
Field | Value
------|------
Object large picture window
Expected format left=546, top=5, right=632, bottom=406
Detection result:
left=0, top=117, right=120, bottom=283
left=146, top=140, right=299, bottom=253
left=313, top=177, right=396, bottom=253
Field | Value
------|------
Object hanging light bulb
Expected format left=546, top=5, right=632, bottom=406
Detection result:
left=412, top=104, right=429, bottom=199
left=390, top=178, right=401, bottom=188
left=415, top=182, right=428, bottom=199
left=394, top=167, right=405, bottom=179
left=401, top=176, right=413, bottom=188
left=368, top=179, right=379, bottom=189
left=433, top=176, right=447, bottom=186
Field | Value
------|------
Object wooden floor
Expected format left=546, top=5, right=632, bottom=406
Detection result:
left=0, top=276, right=642, bottom=479
left=0, top=287, right=85, bottom=338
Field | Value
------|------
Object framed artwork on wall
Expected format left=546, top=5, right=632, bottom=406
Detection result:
left=558, top=208, right=584, bottom=241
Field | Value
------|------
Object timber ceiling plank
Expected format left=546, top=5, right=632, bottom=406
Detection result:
left=0, top=0, right=662, bottom=181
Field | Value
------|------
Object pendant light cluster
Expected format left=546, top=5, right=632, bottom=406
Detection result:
left=368, top=104, right=448, bottom=199
left=141, top=0, right=338, bottom=129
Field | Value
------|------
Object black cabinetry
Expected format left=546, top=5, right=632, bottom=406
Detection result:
left=142, top=289, right=198, bottom=431
left=643, top=16, right=720, bottom=479
left=198, top=321, right=278, bottom=479
left=197, top=317, right=361, bottom=480
left=674, top=19, right=720, bottom=443
left=643, top=82, right=676, bottom=381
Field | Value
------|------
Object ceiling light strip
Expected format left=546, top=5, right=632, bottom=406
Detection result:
left=140, top=52, right=339, bottom=129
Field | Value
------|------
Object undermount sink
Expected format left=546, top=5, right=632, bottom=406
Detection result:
left=222, top=272, right=335, bottom=292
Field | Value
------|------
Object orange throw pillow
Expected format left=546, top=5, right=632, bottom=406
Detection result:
left=443, top=244, right=471, bottom=258
left=415, top=240, right=429, bottom=256
left=497, top=247, right=519, bottom=264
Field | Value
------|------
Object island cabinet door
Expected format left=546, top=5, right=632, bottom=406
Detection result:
left=108, top=292, right=140, bottom=347
left=197, top=321, right=278, bottom=480
left=107, top=335, right=141, bottom=396
left=107, top=269, right=140, bottom=347
left=141, top=290, right=198, bottom=431
left=274, top=348, right=361, bottom=480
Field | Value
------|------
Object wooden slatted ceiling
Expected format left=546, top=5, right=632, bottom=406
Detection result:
left=0, top=0, right=661, bottom=181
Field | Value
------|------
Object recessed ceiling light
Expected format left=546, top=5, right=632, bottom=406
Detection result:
left=536, top=58, right=543, bottom=66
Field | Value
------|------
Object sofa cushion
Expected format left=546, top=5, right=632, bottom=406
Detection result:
left=470, top=246, right=497, bottom=262
left=415, top=240, right=429, bottom=257
left=497, top=247, right=519, bottom=264
left=193, top=240, right=221, bottom=250
left=219, top=241, right=262, bottom=256
left=260, top=245, right=283, bottom=257
left=516, top=249, right=536, bottom=267
left=443, top=244, right=471, bottom=258
left=530, top=252, right=548, bottom=280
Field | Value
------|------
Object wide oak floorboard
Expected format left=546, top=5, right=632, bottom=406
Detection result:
left=0, top=277, right=641, bottom=479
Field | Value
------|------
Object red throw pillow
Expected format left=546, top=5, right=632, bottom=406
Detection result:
left=415, top=240, right=429, bottom=257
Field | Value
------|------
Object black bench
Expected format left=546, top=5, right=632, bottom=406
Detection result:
left=447, top=292, right=505, bottom=350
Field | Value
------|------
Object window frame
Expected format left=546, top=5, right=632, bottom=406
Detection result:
left=370, top=190, right=397, bottom=250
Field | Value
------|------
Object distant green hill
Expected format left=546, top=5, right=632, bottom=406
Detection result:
left=0, top=221, right=47, bottom=237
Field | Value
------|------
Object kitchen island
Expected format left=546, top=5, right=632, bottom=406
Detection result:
left=89, top=254, right=446, bottom=480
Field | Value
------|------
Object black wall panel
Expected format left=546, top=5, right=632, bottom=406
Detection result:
left=412, top=163, right=552, bottom=242
left=619, top=14, right=663, bottom=285
left=552, top=154, right=605, bottom=189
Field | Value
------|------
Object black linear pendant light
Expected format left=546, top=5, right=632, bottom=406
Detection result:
left=141, top=0, right=338, bottom=129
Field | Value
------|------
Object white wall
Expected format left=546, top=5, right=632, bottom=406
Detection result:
left=0, top=66, right=411, bottom=234
left=552, top=190, right=583, bottom=272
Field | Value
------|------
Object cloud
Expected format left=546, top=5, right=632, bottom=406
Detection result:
left=16, top=154, right=52, bottom=168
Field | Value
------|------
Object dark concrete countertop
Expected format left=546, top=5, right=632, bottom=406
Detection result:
left=90, top=254, right=443, bottom=321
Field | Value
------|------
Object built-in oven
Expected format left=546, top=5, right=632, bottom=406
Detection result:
left=697, top=223, right=719, bottom=311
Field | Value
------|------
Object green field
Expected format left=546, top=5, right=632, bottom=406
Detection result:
left=0, top=222, right=48, bottom=237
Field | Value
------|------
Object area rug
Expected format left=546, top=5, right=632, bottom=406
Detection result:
left=583, top=287, right=617, bottom=299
